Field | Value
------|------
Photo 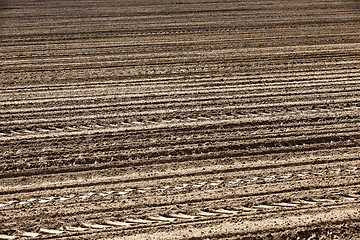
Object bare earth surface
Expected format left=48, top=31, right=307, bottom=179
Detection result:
left=1, top=0, right=360, bottom=239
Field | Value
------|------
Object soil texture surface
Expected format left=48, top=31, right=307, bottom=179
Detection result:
left=1, top=0, right=360, bottom=239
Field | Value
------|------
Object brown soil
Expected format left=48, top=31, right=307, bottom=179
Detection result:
left=1, top=0, right=360, bottom=239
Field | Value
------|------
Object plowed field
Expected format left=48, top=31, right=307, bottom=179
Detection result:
left=1, top=0, right=360, bottom=239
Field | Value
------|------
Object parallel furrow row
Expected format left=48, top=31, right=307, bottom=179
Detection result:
left=1, top=190, right=359, bottom=239
left=2, top=67, right=359, bottom=92
left=0, top=166, right=358, bottom=209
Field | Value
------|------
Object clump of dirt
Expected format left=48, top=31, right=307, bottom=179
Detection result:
left=243, top=222, right=360, bottom=240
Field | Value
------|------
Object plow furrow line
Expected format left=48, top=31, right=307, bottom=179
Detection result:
left=17, top=183, right=360, bottom=223
left=2, top=56, right=360, bottom=73
left=2, top=67, right=359, bottom=92
left=2, top=115, right=358, bottom=150
left=2, top=87, right=360, bottom=116
left=3, top=139, right=357, bottom=176
left=2, top=124, right=359, bottom=168
left=3, top=180, right=360, bottom=223
left=0, top=166, right=358, bottom=210
left=1, top=35, right=359, bottom=56
left=1, top=151, right=359, bottom=195
left=2, top=62, right=359, bottom=89
left=1, top=21, right=358, bottom=45
left=1, top=97, right=359, bottom=126
left=1, top=108, right=359, bottom=141
left=2, top=43, right=359, bottom=65
left=0, top=114, right=358, bottom=143
left=3, top=43, right=359, bottom=63
left=1, top=21, right=358, bottom=35
left=2, top=71, right=360, bottom=102
left=1, top=192, right=359, bottom=239
left=2, top=47, right=359, bottom=70
left=2, top=121, right=358, bottom=161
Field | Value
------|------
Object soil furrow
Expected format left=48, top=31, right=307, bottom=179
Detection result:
left=1, top=0, right=359, bottom=238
